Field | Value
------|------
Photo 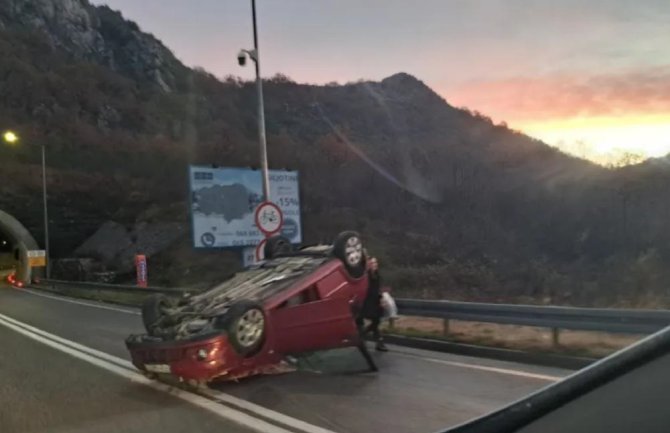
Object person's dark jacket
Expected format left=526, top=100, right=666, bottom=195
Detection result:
left=361, top=270, right=383, bottom=319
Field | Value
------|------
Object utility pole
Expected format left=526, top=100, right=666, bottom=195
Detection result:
left=41, top=144, right=50, bottom=278
left=240, top=0, right=270, bottom=201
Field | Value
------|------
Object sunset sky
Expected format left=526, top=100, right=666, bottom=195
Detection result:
left=92, top=0, right=670, bottom=165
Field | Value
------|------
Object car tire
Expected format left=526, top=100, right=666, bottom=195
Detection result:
left=141, top=294, right=172, bottom=336
left=264, top=235, right=292, bottom=259
left=221, top=301, right=266, bottom=357
left=333, top=231, right=367, bottom=278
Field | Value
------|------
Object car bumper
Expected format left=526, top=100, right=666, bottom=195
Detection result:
left=126, top=333, right=236, bottom=382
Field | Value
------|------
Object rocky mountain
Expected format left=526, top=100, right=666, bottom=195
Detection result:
left=0, top=0, right=186, bottom=91
left=1, top=0, right=669, bottom=306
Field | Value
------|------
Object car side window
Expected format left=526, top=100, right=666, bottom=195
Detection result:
left=285, top=294, right=303, bottom=307
left=280, top=286, right=320, bottom=308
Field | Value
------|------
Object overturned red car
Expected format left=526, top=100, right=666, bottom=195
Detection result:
left=125, top=231, right=371, bottom=383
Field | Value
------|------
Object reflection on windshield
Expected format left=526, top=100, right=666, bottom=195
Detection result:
left=1, top=0, right=668, bottom=432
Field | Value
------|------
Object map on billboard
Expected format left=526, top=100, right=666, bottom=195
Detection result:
left=189, top=166, right=302, bottom=248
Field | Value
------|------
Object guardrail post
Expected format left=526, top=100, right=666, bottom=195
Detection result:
left=551, top=328, right=560, bottom=347
left=443, top=318, right=450, bottom=337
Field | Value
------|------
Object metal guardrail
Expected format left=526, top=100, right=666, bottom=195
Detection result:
left=27, top=279, right=670, bottom=336
left=395, top=298, right=670, bottom=335
left=36, top=278, right=189, bottom=295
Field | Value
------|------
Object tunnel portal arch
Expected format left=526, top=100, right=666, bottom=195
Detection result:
left=0, top=209, right=40, bottom=283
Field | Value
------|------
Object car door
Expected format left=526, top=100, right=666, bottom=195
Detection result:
left=269, top=294, right=360, bottom=355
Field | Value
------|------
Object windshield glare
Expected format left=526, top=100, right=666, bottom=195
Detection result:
left=0, top=1, right=667, bottom=433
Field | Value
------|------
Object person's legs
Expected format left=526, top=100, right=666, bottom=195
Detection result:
left=363, top=321, right=374, bottom=335
left=357, top=342, right=378, bottom=372
left=367, top=317, right=380, bottom=339
left=369, top=317, right=388, bottom=351
left=356, top=316, right=365, bottom=333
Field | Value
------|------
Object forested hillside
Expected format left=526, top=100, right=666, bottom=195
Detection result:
left=1, top=0, right=670, bottom=306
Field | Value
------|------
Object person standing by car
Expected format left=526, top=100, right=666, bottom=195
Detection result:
left=357, top=256, right=388, bottom=352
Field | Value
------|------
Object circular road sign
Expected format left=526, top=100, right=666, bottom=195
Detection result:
left=255, top=239, right=267, bottom=262
left=254, top=201, right=283, bottom=236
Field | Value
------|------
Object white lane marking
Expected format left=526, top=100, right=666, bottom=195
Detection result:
left=0, top=311, right=339, bottom=433
left=0, top=311, right=136, bottom=369
left=202, top=388, right=339, bottom=433
left=21, top=287, right=140, bottom=315
left=396, top=352, right=563, bottom=382
left=0, top=312, right=295, bottom=433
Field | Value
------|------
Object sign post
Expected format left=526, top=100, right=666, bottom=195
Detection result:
left=26, top=250, right=46, bottom=267
left=251, top=202, right=282, bottom=266
left=135, top=254, right=148, bottom=288
left=254, top=201, right=283, bottom=237
left=242, top=245, right=258, bottom=268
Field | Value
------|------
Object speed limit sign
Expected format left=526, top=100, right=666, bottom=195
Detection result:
left=254, top=201, right=283, bottom=236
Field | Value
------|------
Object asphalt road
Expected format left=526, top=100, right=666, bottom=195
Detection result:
left=0, top=285, right=572, bottom=433
left=0, top=315, right=255, bottom=433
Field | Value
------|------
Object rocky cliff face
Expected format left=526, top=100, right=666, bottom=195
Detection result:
left=0, top=0, right=185, bottom=91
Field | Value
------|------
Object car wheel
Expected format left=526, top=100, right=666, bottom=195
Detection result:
left=225, top=301, right=266, bottom=356
left=264, top=235, right=292, bottom=260
left=141, top=294, right=172, bottom=336
left=333, top=231, right=366, bottom=278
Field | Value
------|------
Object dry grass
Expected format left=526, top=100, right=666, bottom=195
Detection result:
left=385, top=316, right=643, bottom=358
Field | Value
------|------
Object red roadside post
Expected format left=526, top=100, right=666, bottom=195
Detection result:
left=135, top=254, right=148, bottom=288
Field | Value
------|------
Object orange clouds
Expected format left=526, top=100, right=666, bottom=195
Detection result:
left=446, top=66, right=670, bottom=164
left=448, top=66, right=670, bottom=124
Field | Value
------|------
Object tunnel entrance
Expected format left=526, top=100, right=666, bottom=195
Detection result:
left=0, top=209, right=40, bottom=283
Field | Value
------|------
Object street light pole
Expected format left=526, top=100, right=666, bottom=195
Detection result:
left=2, top=130, right=51, bottom=278
left=251, top=0, right=270, bottom=202
left=40, top=144, right=50, bottom=278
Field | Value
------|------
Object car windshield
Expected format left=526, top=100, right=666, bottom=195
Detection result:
left=1, top=1, right=668, bottom=433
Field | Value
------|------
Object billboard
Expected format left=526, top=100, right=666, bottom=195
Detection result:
left=189, top=166, right=302, bottom=248
left=26, top=250, right=46, bottom=267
